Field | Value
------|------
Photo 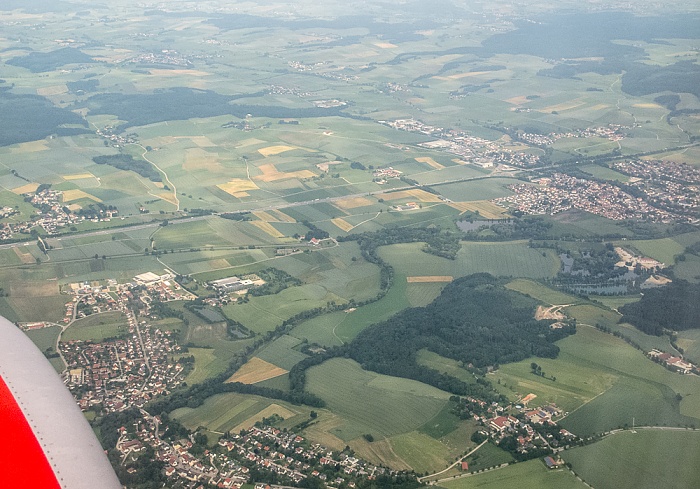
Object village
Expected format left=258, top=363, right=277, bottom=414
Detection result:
left=0, top=187, right=119, bottom=241
left=380, top=118, right=541, bottom=168
left=494, top=169, right=699, bottom=224
left=117, top=412, right=402, bottom=489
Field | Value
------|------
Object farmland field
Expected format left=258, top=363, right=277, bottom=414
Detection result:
left=379, top=241, right=560, bottom=280
left=440, top=458, right=586, bottom=489
left=562, top=430, right=700, bottom=489
left=172, top=392, right=311, bottom=435
left=2, top=1, right=700, bottom=486
left=306, top=358, right=451, bottom=441
left=62, top=311, right=127, bottom=342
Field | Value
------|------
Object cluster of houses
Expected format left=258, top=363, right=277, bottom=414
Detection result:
left=117, top=412, right=397, bottom=489
left=648, top=349, right=697, bottom=375
left=62, top=324, right=186, bottom=413
left=381, top=118, right=541, bottom=168
left=1, top=188, right=118, bottom=241
left=518, top=124, right=627, bottom=146
left=496, top=173, right=683, bottom=223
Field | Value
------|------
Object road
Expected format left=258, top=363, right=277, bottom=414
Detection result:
left=418, top=440, right=488, bottom=482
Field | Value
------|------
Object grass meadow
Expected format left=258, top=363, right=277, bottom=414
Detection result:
left=440, top=458, right=586, bottom=489
left=562, top=430, right=700, bottom=489
left=62, top=311, right=127, bottom=341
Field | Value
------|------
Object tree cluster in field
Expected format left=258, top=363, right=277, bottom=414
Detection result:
left=619, top=280, right=700, bottom=335
left=461, top=217, right=554, bottom=241
left=220, top=211, right=252, bottom=221
left=345, top=274, right=573, bottom=395
left=93, top=154, right=162, bottom=182
left=6, top=47, right=95, bottom=72
left=0, top=90, right=88, bottom=146
left=340, top=226, right=461, bottom=261
left=302, top=220, right=330, bottom=241
left=248, top=267, right=302, bottom=297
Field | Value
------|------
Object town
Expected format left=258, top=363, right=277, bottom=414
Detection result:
left=495, top=165, right=700, bottom=224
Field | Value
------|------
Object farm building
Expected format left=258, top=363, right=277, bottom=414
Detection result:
left=210, top=276, right=255, bottom=293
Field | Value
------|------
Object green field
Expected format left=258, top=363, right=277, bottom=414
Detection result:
left=490, top=324, right=700, bottom=434
left=306, top=358, right=451, bottom=441
left=462, top=442, right=515, bottom=473
left=62, top=311, right=128, bottom=341
left=255, top=335, right=308, bottom=370
left=562, top=430, right=700, bottom=489
left=379, top=241, right=560, bottom=280
left=172, top=391, right=311, bottom=435
left=617, top=237, right=686, bottom=265
left=440, top=458, right=586, bottom=489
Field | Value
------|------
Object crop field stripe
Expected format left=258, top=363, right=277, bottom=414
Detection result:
left=406, top=276, right=453, bottom=283
left=226, top=357, right=289, bottom=384
left=331, top=218, right=354, bottom=232
left=250, top=220, right=285, bottom=238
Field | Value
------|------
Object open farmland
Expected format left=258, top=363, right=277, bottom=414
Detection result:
left=226, top=357, right=288, bottom=384
left=562, top=430, right=700, bottom=489
left=379, top=241, right=561, bottom=280
left=441, top=458, right=587, bottom=489
left=172, top=392, right=311, bottom=435
left=306, top=358, right=450, bottom=441
left=62, top=312, right=128, bottom=342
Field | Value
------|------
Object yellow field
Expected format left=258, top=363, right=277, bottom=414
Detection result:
left=148, top=69, right=211, bottom=77
left=268, top=209, right=296, bottom=223
left=157, top=191, right=178, bottom=206
left=10, top=140, right=49, bottom=153
left=253, top=211, right=277, bottom=222
left=505, top=95, right=530, bottom=105
left=62, top=173, right=95, bottom=180
left=36, top=85, right=68, bottom=96
left=253, top=163, right=316, bottom=182
left=251, top=220, right=284, bottom=238
left=231, top=191, right=250, bottom=198
left=11, top=183, right=39, bottom=195
left=378, top=189, right=443, bottom=203
left=13, top=247, right=35, bottom=265
left=588, top=104, right=610, bottom=111
left=234, top=138, right=266, bottom=148
left=183, top=148, right=224, bottom=172
left=226, top=357, right=288, bottom=384
left=257, top=145, right=298, bottom=157
left=633, top=103, right=663, bottom=109
left=449, top=200, right=509, bottom=219
left=233, top=404, right=299, bottom=432
left=331, top=218, right=354, bottom=232
left=217, top=178, right=259, bottom=195
left=374, top=42, right=397, bottom=48
left=452, top=158, right=467, bottom=165
left=434, top=71, right=492, bottom=81
left=63, top=190, right=102, bottom=202
left=415, top=157, right=444, bottom=170
left=334, top=196, right=374, bottom=209
left=407, top=276, right=453, bottom=283
left=540, top=99, right=585, bottom=113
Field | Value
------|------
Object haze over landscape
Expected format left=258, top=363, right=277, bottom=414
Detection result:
left=1, top=0, right=700, bottom=487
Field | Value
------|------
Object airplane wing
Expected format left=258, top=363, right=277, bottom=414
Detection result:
left=0, top=316, right=122, bottom=489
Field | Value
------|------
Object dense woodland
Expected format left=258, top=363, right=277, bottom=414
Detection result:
left=346, top=274, right=574, bottom=394
left=6, top=47, right=95, bottom=72
left=84, top=88, right=349, bottom=130
left=0, top=88, right=88, bottom=146
left=619, top=280, right=700, bottom=335
left=93, top=154, right=162, bottom=182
